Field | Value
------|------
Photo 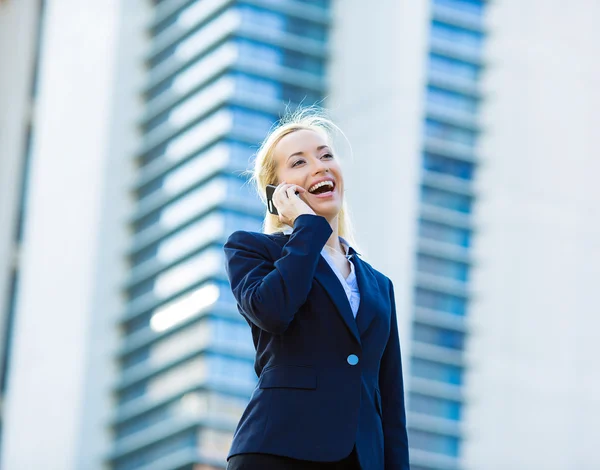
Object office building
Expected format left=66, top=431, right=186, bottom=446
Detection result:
left=1, top=1, right=599, bottom=469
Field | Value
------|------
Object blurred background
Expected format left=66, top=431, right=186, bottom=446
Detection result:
left=1, top=0, right=599, bottom=469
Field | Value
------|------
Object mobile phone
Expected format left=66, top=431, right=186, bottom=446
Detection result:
left=266, top=184, right=300, bottom=215
left=266, top=184, right=279, bottom=215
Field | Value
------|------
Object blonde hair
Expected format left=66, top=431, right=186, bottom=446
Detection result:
left=248, top=107, right=358, bottom=248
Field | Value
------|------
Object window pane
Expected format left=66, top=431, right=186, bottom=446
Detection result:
left=433, top=0, right=484, bottom=17
left=427, top=86, right=478, bottom=114
left=410, top=430, right=460, bottom=457
left=234, top=73, right=281, bottom=101
left=113, top=431, right=196, bottom=470
left=416, top=254, right=469, bottom=281
left=425, top=119, right=476, bottom=145
left=409, top=392, right=462, bottom=420
left=419, top=220, right=471, bottom=247
left=232, top=107, right=276, bottom=137
left=415, top=287, right=466, bottom=315
left=431, top=21, right=483, bottom=53
left=421, top=186, right=473, bottom=213
left=412, top=358, right=463, bottom=385
left=423, top=153, right=474, bottom=180
left=207, top=354, right=256, bottom=388
left=412, top=323, right=465, bottom=349
left=429, top=54, right=479, bottom=81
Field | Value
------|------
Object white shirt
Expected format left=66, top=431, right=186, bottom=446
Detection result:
left=282, top=225, right=361, bottom=318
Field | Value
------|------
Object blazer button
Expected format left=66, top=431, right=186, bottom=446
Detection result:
left=347, top=354, right=359, bottom=366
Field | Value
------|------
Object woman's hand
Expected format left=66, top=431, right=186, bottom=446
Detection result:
left=273, top=181, right=316, bottom=227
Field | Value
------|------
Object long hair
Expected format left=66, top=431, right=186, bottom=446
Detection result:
left=247, top=107, right=358, bottom=248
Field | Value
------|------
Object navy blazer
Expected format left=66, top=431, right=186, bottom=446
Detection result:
left=223, top=214, right=410, bottom=469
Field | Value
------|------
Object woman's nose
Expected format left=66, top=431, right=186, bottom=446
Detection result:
left=312, top=158, right=328, bottom=174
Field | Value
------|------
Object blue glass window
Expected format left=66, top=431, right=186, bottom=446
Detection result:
left=431, top=21, right=484, bottom=53
left=113, top=431, right=196, bottom=470
left=235, top=73, right=282, bottom=101
left=115, top=405, right=172, bottom=439
left=122, top=348, right=151, bottom=370
left=238, top=5, right=326, bottom=41
left=231, top=106, right=277, bottom=137
left=411, top=358, right=463, bottom=385
left=409, top=392, right=462, bottom=420
left=118, top=383, right=146, bottom=405
left=427, top=86, right=478, bottom=114
left=416, top=254, right=469, bottom=281
left=412, top=323, right=465, bottom=349
left=409, top=430, right=460, bottom=457
left=233, top=73, right=320, bottom=107
left=429, top=54, right=480, bottom=81
left=238, top=5, right=286, bottom=32
left=414, top=288, right=466, bottom=315
left=433, top=0, right=484, bottom=17
left=237, top=39, right=283, bottom=66
left=228, top=140, right=255, bottom=169
left=295, top=0, right=330, bottom=6
left=124, top=315, right=151, bottom=336
left=224, top=211, right=262, bottom=234
left=419, top=220, right=471, bottom=247
left=129, top=279, right=154, bottom=300
left=421, top=186, right=473, bottom=213
left=423, top=153, right=475, bottom=180
left=284, top=51, right=324, bottom=74
left=287, top=18, right=326, bottom=42
left=424, top=119, right=477, bottom=146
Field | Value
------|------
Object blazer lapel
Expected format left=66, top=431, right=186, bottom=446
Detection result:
left=314, top=255, right=362, bottom=345
left=352, top=254, right=379, bottom=337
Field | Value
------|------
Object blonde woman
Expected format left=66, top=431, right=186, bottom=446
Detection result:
left=223, top=109, right=409, bottom=470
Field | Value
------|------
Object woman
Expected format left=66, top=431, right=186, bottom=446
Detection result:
left=223, top=110, right=410, bottom=470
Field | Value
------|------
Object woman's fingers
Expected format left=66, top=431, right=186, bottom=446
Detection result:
left=272, top=182, right=313, bottom=226
left=285, top=185, right=305, bottom=198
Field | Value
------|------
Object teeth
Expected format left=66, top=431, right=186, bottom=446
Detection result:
left=308, top=180, right=334, bottom=193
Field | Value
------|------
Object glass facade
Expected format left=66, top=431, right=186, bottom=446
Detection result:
left=109, top=1, right=330, bottom=468
left=408, top=0, right=486, bottom=468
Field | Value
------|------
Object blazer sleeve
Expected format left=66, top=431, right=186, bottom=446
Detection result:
left=379, top=278, right=410, bottom=469
left=223, top=214, right=333, bottom=334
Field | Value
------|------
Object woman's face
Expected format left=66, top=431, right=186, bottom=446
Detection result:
left=273, top=129, right=344, bottom=221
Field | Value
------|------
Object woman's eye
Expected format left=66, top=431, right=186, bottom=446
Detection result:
left=292, top=159, right=305, bottom=167
left=322, top=153, right=333, bottom=159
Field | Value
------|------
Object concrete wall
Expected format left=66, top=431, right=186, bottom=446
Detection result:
left=464, top=1, right=600, bottom=469
left=0, top=0, right=39, bottom=412
left=0, top=0, right=147, bottom=467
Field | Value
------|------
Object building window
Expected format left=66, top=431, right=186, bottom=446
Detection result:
left=429, top=53, right=480, bottom=82
left=416, top=254, right=469, bottom=281
left=423, top=153, right=475, bottom=180
left=433, top=0, right=484, bottom=18
left=412, top=357, right=463, bottom=385
left=409, top=392, right=462, bottom=420
left=414, top=288, right=466, bottom=316
left=234, top=73, right=282, bottom=101
left=409, top=430, right=460, bottom=457
left=427, top=86, right=478, bottom=115
left=421, top=186, right=473, bottom=213
left=424, top=119, right=477, bottom=146
left=419, top=220, right=471, bottom=247
left=431, top=21, right=484, bottom=54
left=412, top=323, right=465, bottom=350
left=113, top=431, right=196, bottom=470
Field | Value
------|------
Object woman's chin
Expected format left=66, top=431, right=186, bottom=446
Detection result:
left=311, top=206, right=341, bottom=221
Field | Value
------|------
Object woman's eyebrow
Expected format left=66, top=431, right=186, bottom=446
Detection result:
left=287, top=145, right=330, bottom=161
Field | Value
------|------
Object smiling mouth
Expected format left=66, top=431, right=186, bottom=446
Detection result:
left=308, top=180, right=335, bottom=195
